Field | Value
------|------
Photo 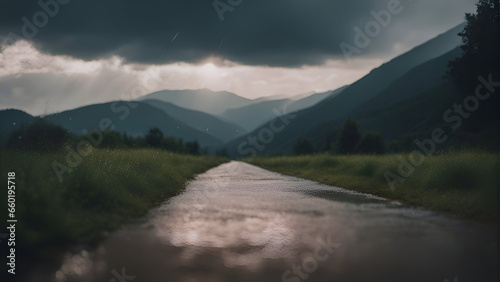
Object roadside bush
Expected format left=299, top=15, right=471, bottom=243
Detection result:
left=6, top=119, right=71, bottom=152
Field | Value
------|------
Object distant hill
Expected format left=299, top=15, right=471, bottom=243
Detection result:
left=0, top=87, right=343, bottom=149
left=141, top=99, right=246, bottom=142
left=224, top=23, right=466, bottom=156
left=0, top=109, right=36, bottom=146
left=351, top=48, right=464, bottom=139
left=221, top=99, right=291, bottom=132
left=303, top=23, right=466, bottom=123
left=231, top=44, right=498, bottom=155
left=221, top=87, right=346, bottom=131
left=44, top=101, right=223, bottom=147
left=304, top=47, right=467, bottom=150
left=286, top=86, right=348, bottom=113
left=136, top=89, right=254, bottom=116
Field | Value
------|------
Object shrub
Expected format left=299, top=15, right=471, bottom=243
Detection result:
left=6, top=119, right=71, bottom=152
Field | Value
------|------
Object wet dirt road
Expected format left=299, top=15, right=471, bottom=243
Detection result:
left=53, top=161, right=498, bottom=282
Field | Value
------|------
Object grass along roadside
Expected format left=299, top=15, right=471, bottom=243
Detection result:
left=245, top=151, right=498, bottom=223
left=0, top=149, right=227, bottom=263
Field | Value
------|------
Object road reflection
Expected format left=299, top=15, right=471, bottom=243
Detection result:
left=53, top=161, right=498, bottom=282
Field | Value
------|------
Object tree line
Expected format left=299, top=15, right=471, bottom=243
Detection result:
left=5, top=119, right=205, bottom=155
left=292, top=118, right=387, bottom=155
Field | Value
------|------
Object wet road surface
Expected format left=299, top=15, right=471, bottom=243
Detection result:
left=53, top=161, right=498, bottom=282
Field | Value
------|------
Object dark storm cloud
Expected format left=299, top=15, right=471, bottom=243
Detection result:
left=0, top=0, right=475, bottom=67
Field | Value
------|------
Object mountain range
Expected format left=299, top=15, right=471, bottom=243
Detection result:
left=3, top=23, right=490, bottom=155
left=0, top=87, right=337, bottom=148
left=140, top=99, right=246, bottom=142
left=223, top=23, right=470, bottom=156
left=221, top=87, right=347, bottom=132
left=136, top=89, right=254, bottom=116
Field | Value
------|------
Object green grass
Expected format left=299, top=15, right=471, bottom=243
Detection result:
left=0, top=149, right=227, bottom=260
left=246, top=151, right=498, bottom=223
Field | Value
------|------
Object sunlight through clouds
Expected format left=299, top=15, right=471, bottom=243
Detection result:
left=0, top=41, right=382, bottom=115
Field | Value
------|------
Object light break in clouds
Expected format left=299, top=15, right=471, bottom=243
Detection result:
left=0, top=40, right=383, bottom=115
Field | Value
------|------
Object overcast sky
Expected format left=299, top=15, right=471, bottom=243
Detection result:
left=0, top=0, right=477, bottom=115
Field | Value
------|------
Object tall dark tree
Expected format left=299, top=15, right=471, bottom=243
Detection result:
left=445, top=0, right=500, bottom=152
left=446, top=0, right=499, bottom=88
left=336, top=119, right=361, bottom=154
left=145, top=127, right=164, bottom=148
